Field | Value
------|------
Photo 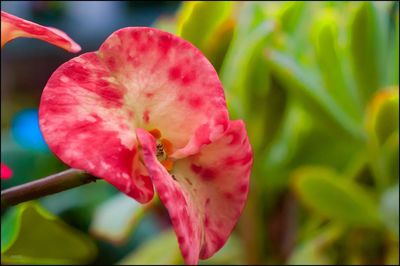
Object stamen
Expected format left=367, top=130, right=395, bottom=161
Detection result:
left=156, top=143, right=167, bottom=161
left=149, top=129, right=174, bottom=172
left=161, top=138, right=173, bottom=155
left=149, top=129, right=161, bottom=139
left=161, top=159, right=174, bottom=171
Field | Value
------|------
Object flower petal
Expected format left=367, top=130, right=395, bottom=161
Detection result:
left=1, top=163, right=13, bottom=179
left=39, top=52, right=153, bottom=203
left=97, top=27, right=229, bottom=151
left=39, top=27, right=229, bottom=202
left=136, top=120, right=253, bottom=264
left=1, top=11, right=81, bottom=52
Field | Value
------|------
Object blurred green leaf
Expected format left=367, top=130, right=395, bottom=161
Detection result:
left=118, top=228, right=245, bottom=265
left=220, top=6, right=275, bottom=118
left=262, top=100, right=363, bottom=193
left=246, top=76, right=287, bottom=153
left=200, top=234, right=246, bottom=265
left=152, top=15, right=178, bottom=34
left=218, top=3, right=285, bottom=152
left=1, top=202, right=97, bottom=265
left=117, top=229, right=183, bottom=265
left=312, top=8, right=362, bottom=122
left=395, top=7, right=399, bottom=84
left=366, top=88, right=399, bottom=146
left=350, top=2, right=389, bottom=105
left=177, top=1, right=234, bottom=70
left=365, top=88, right=399, bottom=188
left=385, top=237, right=399, bottom=265
left=265, top=50, right=364, bottom=140
left=380, top=183, right=399, bottom=237
left=278, top=2, right=307, bottom=33
left=203, top=18, right=235, bottom=71
left=292, top=167, right=381, bottom=227
left=235, top=2, right=268, bottom=37
left=40, top=179, right=116, bottom=216
left=288, top=224, right=342, bottom=265
left=178, top=1, right=233, bottom=48
left=387, top=3, right=399, bottom=85
left=89, top=193, right=149, bottom=245
left=274, top=2, right=316, bottom=62
left=379, top=132, right=400, bottom=184
left=261, top=102, right=310, bottom=190
left=1, top=205, right=19, bottom=253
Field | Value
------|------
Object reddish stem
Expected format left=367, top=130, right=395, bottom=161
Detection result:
left=1, top=168, right=99, bottom=209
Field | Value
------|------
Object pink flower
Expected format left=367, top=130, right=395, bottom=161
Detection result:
left=1, top=11, right=81, bottom=52
left=1, top=163, right=13, bottom=179
left=38, top=27, right=252, bottom=264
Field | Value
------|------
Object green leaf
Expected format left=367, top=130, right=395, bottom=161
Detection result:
left=288, top=224, right=342, bottom=265
left=40, top=179, right=116, bottom=216
left=118, top=229, right=245, bottom=265
left=177, top=1, right=234, bottom=70
left=395, top=7, right=399, bottom=84
left=152, top=15, right=178, bottom=34
left=261, top=102, right=310, bottom=190
left=200, top=234, right=245, bottom=265
left=265, top=50, right=364, bottom=140
left=311, top=8, right=362, bottom=122
left=219, top=7, right=275, bottom=118
left=385, top=236, right=399, bottom=265
left=350, top=2, right=389, bottom=105
left=89, top=193, right=149, bottom=245
left=380, top=184, right=399, bottom=237
left=218, top=6, right=286, bottom=153
left=234, top=2, right=268, bottom=38
left=387, top=3, right=399, bottom=85
left=380, top=132, right=400, bottom=184
left=178, top=1, right=233, bottom=48
left=202, top=18, right=235, bottom=72
left=117, top=229, right=183, bottom=265
left=292, top=167, right=381, bottom=227
left=261, top=100, right=363, bottom=192
left=278, top=2, right=307, bottom=33
left=365, top=88, right=399, bottom=188
left=366, top=88, right=399, bottom=146
left=217, top=3, right=285, bottom=152
left=1, top=202, right=97, bottom=265
left=246, top=76, right=287, bottom=153
left=1, top=206, right=19, bottom=254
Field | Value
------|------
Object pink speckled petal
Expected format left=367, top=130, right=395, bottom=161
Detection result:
left=1, top=163, right=13, bottom=179
left=39, top=52, right=153, bottom=203
left=39, top=27, right=228, bottom=202
left=97, top=27, right=229, bottom=151
left=136, top=120, right=253, bottom=264
left=1, top=11, right=81, bottom=52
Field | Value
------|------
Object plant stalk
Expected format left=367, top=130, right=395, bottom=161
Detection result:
left=1, top=168, right=99, bottom=209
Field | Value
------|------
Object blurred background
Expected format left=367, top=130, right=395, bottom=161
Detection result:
left=1, top=1, right=399, bottom=265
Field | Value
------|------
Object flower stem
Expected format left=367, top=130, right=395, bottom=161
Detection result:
left=1, top=168, right=99, bottom=209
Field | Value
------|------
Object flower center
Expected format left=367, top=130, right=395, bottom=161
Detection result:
left=156, top=143, right=167, bottom=161
left=149, top=129, right=174, bottom=171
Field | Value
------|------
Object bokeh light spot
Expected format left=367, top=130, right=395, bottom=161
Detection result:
left=11, top=108, right=49, bottom=152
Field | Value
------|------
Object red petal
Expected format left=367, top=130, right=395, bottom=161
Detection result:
left=1, top=11, right=81, bottom=52
left=1, top=163, right=13, bottom=179
left=97, top=27, right=229, bottom=151
left=136, top=120, right=253, bottom=264
left=39, top=27, right=228, bottom=202
left=39, top=52, right=153, bottom=203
